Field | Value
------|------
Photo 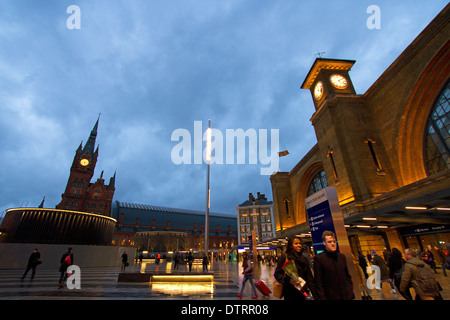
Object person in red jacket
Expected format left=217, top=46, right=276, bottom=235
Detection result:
left=58, top=247, right=74, bottom=289
left=236, top=252, right=257, bottom=299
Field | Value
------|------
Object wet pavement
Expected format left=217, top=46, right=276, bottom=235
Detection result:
left=0, top=260, right=448, bottom=300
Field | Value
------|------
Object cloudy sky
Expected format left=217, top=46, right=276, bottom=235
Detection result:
left=0, top=1, right=447, bottom=217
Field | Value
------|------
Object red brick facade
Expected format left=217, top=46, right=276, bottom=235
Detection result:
left=56, top=118, right=115, bottom=217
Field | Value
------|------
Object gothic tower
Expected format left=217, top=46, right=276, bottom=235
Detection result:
left=56, top=117, right=116, bottom=216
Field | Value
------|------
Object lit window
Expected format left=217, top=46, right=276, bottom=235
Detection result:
left=307, top=170, right=328, bottom=196
left=424, top=80, right=450, bottom=175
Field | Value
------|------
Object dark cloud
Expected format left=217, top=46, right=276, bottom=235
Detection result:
left=0, top=1, right=447, bottom=216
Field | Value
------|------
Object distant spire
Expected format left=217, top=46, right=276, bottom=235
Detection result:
left=109, top=171, right=116, bottom=188
left=38, top=196, right=45, bottom=208
left=82, top=115, right=100, bottom=156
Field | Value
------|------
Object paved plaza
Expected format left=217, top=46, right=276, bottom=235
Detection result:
left=0, top=260, right=448, bottom=301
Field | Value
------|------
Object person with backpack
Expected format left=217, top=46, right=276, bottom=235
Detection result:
left=58, top=247, right=74, bottom=289
left=400, top=248, right=440, bottom=300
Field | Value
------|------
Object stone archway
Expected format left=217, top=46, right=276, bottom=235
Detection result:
left=398, top=41, right=450, bottom=185
left=295, top=161, right=325, bottom=224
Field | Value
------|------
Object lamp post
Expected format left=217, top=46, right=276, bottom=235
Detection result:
left=205, top=119, right=212, bottom=256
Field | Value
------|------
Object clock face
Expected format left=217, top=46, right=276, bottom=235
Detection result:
left=314, top=81, right=324, bottom=100
left=330, top=74, right=348, bottom=89
left=80, top=159, right=89, bottom=166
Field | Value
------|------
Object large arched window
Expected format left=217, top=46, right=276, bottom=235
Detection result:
left=424, top=80, right=450, bottom=175
left=307, top=170, right=328, bottom=196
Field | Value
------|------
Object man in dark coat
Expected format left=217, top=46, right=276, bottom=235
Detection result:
left=314, top=231, right=354, bottom=300
left=21, top=248, right=41, bottom=280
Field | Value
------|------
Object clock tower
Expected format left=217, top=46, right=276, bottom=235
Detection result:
left=56, top=117, right=116, bottom=217
left=301, top=58, right=356, bottom=110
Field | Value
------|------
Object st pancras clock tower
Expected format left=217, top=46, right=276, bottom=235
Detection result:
left=56, top=116, right=116, bottom=217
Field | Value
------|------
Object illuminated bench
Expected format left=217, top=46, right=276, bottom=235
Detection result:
left=118, top=272, right=214, bottom=283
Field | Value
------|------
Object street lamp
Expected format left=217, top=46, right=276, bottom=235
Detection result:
left=205, top=119, right=212, bottom=256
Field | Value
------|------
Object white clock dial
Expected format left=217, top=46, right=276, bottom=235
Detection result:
left=314, top=81, right=324, bottom=100
left=330, top=74, right=348, bottom=89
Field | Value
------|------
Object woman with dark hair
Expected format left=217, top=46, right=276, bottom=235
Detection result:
left=274, top=237, right=317, bottom=300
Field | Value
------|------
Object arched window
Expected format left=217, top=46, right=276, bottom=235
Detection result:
left=424, top=80, right=450, bottom=175
left=307, top=170, right=328, bottom=196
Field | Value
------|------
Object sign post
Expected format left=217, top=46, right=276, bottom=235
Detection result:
left=306, top=187, right=361, bottom=300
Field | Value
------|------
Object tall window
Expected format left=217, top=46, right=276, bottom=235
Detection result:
left=307, top=170, right=328, bottom=196
left=424, top=80, right=450, bottom=175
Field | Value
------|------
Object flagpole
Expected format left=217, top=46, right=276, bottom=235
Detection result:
left=205, top=119, right=211, bottom=256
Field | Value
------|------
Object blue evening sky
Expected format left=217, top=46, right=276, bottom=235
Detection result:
left=0, top=1, right=447, bottom=216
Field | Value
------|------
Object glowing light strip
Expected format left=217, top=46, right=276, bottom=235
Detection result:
left=6, top=207, right=117, bottom=223
left=151, top=275, right=214, bottom=282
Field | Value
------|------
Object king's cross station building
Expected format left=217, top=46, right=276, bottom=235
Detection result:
left=265, top=4, right=450, bottom=256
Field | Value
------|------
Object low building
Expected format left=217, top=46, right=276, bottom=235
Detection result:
left=111, top=201, right=237, bottom=256
left=236, top=193, right=276, bottom=248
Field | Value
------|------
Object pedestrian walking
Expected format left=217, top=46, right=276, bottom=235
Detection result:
left=274, top=236, right=317, bottom=300
left=21, top=248, right=41, bottom=280
left=121, top=251, right=128, bottom=272
left=236, top=252, right=258, bottom=299
left=421, top=245, right=437, bottom=273
left=434, top=246, right=447, bottom=276
left=187, top=251, right=194, bottom=272
left=202, top=253, right=209, bottom=272
left=314, top=231, right=354, bottom=300
left=358, top=251, right=368, bottom=279
left=371, top=250, right=396, bottom=293
left=382, top=247, right=391, bottom=264
left=446, top=243, right=450, bottom=271
left=352, top=253, right=371, bottom=300
left=58, top=247, right=73, bottom=289
left=173, top=252, right=180, bottom=270
left=400, top=248, right=440, bottom=300
left=388, top=248, right=404, bottom=289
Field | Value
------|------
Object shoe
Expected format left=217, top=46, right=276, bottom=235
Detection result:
left=236, top=294, right=242, bottom=299
left=252, top=295, right=258, bottom=299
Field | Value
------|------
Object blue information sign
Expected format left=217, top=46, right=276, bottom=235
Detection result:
left=305, top=187, right=362, bottom=299
left=306, top=188, right=338, bottom=254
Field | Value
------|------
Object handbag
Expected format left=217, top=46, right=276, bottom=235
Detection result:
left=360, top=285, right=372, bottom=300
left=273, top=264, right=285, bottom=299
left=272, top=279, right=284, bottom=298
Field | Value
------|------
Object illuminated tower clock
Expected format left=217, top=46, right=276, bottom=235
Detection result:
left=56, top=116, right=116, bottom=217
left=301, top=58, right=357, bottom=110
